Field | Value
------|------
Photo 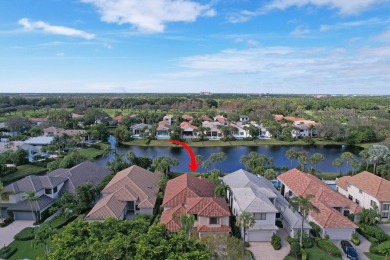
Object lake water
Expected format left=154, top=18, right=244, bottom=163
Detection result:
left=94, top=136, right=362, bottom=174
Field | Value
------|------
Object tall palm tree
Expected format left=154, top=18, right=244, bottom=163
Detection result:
left=236, top=210, right=255, bottom=242
left=285, top=149, right=298, bottom=168
left=359, top=149, right=370, bottom=171
left=310, top=153, right=325, bottom=175
left=368, top=145, right=390, bottom=175
left=180, top=214, right=196, bottom=239
left=26, top=191, right=39, bottom=223
left=289, top=195, right=320, bottom=247
left=333, top=158, right=344, bottom=177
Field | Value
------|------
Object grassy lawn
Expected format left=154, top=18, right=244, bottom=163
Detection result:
left=364, top=252, right=386, bottom=260
left=317, top=172, right=340, bottom=180
left=1, top=164, right=47, bottom=184
left=8, top=239, right=44, bottom=260
left=79, top=143, right=110, bottom=160
left=123, top=138, right=348, bottom=147
left=284, top=245, right=342, bottom=260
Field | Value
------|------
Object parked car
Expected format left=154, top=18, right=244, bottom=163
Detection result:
left=341, top=240, right=358, bottom=260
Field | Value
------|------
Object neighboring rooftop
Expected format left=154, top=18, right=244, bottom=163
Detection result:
left=4, top=175, right=67, bottom=193
left=24, top=136, right=53, bottom=145
left=336, top=176, right=352, bottom=191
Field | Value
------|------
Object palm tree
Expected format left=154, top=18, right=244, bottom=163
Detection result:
left=263, top=169, right=277, bottom=180
left=307, top=124, right=315, bottom=137
left=180, top=214, right=196, bottom=239
left=26, top=191, right=39, bottom=223
left=214, top=184, right=229, bottom=197
left=359, top=149, right=370, bottom=171
left=289, top=195, right=320, bottom=248
left=341, top=152, right=354, bottom=174
left=368, top=145, right=390, bottom=175
left=350, top=159, right=360, bottom=175
left=285, top=149, right=298, bottom=168
left=76, top=183, right=98, bottom=209
left=298, top=154, right=307, bottom=171
left=309, top=153, right=325, bottom=175
left=151, top=157, right=179, bottom=175
left=333, top=158, right=344, bottom=176
left=236, top=210, right=255, bottom=242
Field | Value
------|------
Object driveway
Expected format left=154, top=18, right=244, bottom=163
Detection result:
left=332, top=233, right=370, bottom=260
left=0, top=221, right=34, bottom=247
left=249, top=229, right=290, bottom=260
left=378, top=223, right=390, bottom=234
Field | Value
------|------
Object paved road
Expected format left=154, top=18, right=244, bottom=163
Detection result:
left=249, top=229, right=290, bottom=260
left=333, top=233, right=370, bottom=260
left=0, top=221, right=34, bottom=247
left=378, top=223, right=390, bottom=234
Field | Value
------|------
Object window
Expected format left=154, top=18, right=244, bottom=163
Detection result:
left=209, top=217, right=219, bottom=225
left=382, top=212, right=389, bottom=219
left=370, top=200, right=377, bottom=208
left=355, top=199, right=360, bottom=205
left=53, top=186, right=58, bottom=193
left=383, top=204, right=390, bottom=211
left=344, top=210, right=350, bottom=216
left=193, top=214, right=198, bottom=220
left=253, top=213, right=266, bottom=220
left=348, top=195, right=353, bottom=201
left=45, top=189, right=52, bottom=194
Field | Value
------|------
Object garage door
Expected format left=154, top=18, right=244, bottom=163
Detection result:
left=247, top=231, right=273, bottom=242
left=14, top=211, right=35, bottom=220
left=326, top=228, right=354, bottom=240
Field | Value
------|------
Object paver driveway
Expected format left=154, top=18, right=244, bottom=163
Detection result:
left=249, top=229, right=290, bottom=260
left=333, top=233, right=370, bottom=260
left=0, top=220, right=34, bottom=247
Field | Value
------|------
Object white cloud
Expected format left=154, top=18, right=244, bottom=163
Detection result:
left=320, top=18, right=387, bottom=32
left=18, top=18, right=95, bottom=39
left=290, top=26, right=311, bottom=37
left=226, top=10, right=258, bottom=24
left=247, top=39, right=259, bottom=46
left=81, top=0, right=215, bottom=33
left=372, top=27, right=390, bottom=41
left=263, top=0, right=385, bottom=15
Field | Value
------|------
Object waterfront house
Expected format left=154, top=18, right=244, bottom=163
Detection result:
left=278, top=169, right=360, bottom=240
left=336, top=171, right=390, bottom=221
left=21, top=136, right=54, bottom=161
left=180, top=122, right=198, bottom=140
left=230, top=123, right=249, bottom=139
left=156, top=121, right=171, bottom=139
left=214, top=115, right=228, bottom=125
left=129, top=123, right=151, bottom=139
left=161, top=173, right=231, bottom=237
left=202, top=121, right=223, bottom=140
left=86, top=165, right=161, bottom=221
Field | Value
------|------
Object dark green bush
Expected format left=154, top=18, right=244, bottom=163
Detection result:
left=370, top=241, right=390, bottom=256
left=351, top=233, right=360, bottom=246
left=48, top=216, right=76, bottom=229
left=244, top=242, right=250, bottom=247
left=0, top=246, right=17, bottom=259
left=276, top=220, right=283, bottom=228
left=359, top=224, right=388, bottom=243
left=309, top=221, right=321, bottom=237
left=317, top=239, right=341, bottom=257
left=287, top=236, right=297, bottom=245
left=271, top=234, right=281, bottom=250
left=301, top=249, right=308, bottom=260
left=14, top=227, right=36, bottom=241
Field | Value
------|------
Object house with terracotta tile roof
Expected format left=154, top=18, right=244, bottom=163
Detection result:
left=214, top=115, right=228, bottom=125
left=156, top=121, right=171, bottom=139
left=202, top=121, right=223, bottom=140
left=278, top=169, right=361, bottom=240
left=336, top=171, right=390, bottom=221
left=160, top=174, right=231, bottom=237
left=200, top=115, right=212, bottom=122
left=223, top=169, right=310, bottom=241
left=85, top=165, right=161, bottom=221
left=180, top=122, right=198, bottom=140
left=163, top=115, right=174, bottom=125
left=181, top=114, right=193, bottom=121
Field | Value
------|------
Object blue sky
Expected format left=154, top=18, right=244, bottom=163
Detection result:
left=0, top=0, right=389, bottom=94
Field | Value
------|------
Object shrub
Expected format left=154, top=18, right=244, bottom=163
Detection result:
left=14, top=227, right=36, bottom=241
left=297, top=231, right=313, bottom=248
left=347, top=213, right=355, bottom=222
left=291, top=242, right=301, bottom=259
left=301, top=249, right=308, bottom=260
left=359, top=224, right=389, bottom=243
left=287, top=236, right=297, bottom=245
left=317, top=239, right=341, bottom=257
left=351, top=233, right=360, bottom=246
left=309, top=221, right=321, bottom=238
left=48, top=216, right=76, bottom=229
left=244, top=242, right=250, bottom=247
left=0, top=246, right=17, bottom=259
left=271, top=234, right=282, bottom=250
left=276, top=220, right=283, bottom=228
left=370, top=241, right=390, bottom=256
left=0, top=217, right=13, bottom=227
left=324, top=234, right=330, bottom=240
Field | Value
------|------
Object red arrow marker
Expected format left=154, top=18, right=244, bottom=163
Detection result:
left=167, top=140, right=200, bottom=172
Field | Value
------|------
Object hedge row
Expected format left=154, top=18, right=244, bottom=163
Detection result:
left=14, top=227, right=36, bottom=241
left=316, top=239, right=342, bottom=258
left=0, top=246, right=17, bottom=259
left=48, top=216, right=76, bottom=229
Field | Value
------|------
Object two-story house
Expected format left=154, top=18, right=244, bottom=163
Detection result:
left=129, top=123, right=151, bottom=139
left=223, top=169, right=310, bottom=241
left=86, top=165, right=161, bottom=221
left=160, top=174, right=231, bottom=237
left=278, top=169, right=361, bottom=240
left=202, top=121, right=223, bottom=140
left=163, top=115, right=174, bottom=125
left=336, top=171, right=390, bottom=221
left=2, top=161, right=110, bottom=221
left=156, top=121, right=171, bottom=139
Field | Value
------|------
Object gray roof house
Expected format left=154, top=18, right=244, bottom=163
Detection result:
left=223, top=169, right=310, bottom=241
left=129, top=123, right=151, bottom=139
left=1, top=161, right=110, bottom=221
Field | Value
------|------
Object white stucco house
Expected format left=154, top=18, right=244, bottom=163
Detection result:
left=336, top=171, right=390, bottom=221
left=223, top=169, right=310, bottom=241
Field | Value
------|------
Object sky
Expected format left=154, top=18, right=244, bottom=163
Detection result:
left=0, top=0, right=390, bottom=94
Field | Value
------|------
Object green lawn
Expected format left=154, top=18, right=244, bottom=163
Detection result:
left=284, top=245, right=342, bottom=260
left=79, top=143, right=110, bottom=160
left=317, top=172, right=340, bottom=180
left=364, top=252, right=386, bottom=260
left=123, top=138, right=348, bottom=147
left=8, top=239, right=44, bottom=260
left=1, top=164, right=47, bottom=184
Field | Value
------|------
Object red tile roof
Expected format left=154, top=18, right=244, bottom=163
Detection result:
left=214, top=115, right=227, bottom=123
left=200, top=115, right=212, bottom=121
left=336, top=176, right=352, bottom=191
left=182, top=114, right=193, bottom=120
left=162, top=174, right=216, bottom=207
left=273, top=114, right=284, bottom=121
left=160, top=204, right=186, bottom=232
left=113, top=115, right=123, bottom=122
left=180, top=122, right=198, bottom=130
left=278, top=169, right=360, bottom=229
left=346, top=171, right=390, bottom=202
left=186, top=197, right=230, bottom=217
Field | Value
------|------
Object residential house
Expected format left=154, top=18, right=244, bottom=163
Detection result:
left=163, top=115, right=174, bottom=125
left=130, top=123, right=151, bottom=139
left=202, top=121, right=223, bottom=140
left=86, top=165, right=161, bottom=221
left=336, top=171, right=390, bottom=221
left=30, top=118, right=48, bottom=126
left=254, top=123, right=272, bottom=139
left=161, top=174, right=231, bottom=237
left=113, top=115, right=124, bottom=123
left=0, top=141, right=24, bottom=152
left=180, top=122, right=198, bottom=140
left=214, top=115, right=228, bottom=125
left=156, top=121, right=171, bottom=139
left=229, top=123, right=250, bottom=139
left=21, top=136, right=54, bottom=161
left=43, top=127, right=87, bottom=137
left=223, top=169, right=310, bottom=241
left=200, top=115, right=212, bottom=122
left=2, top=161, right=110, bottom=220
left=278, top=169, right=361, bottom=240
left=182, top=114, right=193, bottom=122
left=239, top=115, right=250, bottom=122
